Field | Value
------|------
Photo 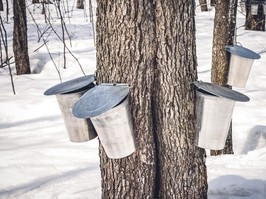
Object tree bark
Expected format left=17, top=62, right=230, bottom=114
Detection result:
left=245, top=0, right=265, bottom=31
left=210, top=0, right=237, bottom=155
left=155, top=1, right=208, bottom=197
left=0, top=0, right=3, bottom=11
left=96, top=1, right=157, bottom=198
left=13, top=0, right=31, bottom=75
left=199, top=0, right=208, bottom=11
left=76, top=0, right=84, bottom=9
left=96, top=0, right=208, bottom=198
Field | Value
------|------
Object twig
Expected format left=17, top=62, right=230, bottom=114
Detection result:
left=27, top=5, right=62, bottom=82
left=0, top=16, right=15, bottom=95
left=258, top=49, right=266, bottom=55
left=0, top=56, right=13, bottom=68
left=54, top=0, right=72, bottom=46
left=46, top=15, right=86, bottom=75
left=33, top=40, right=48, bottom=52
left=55, top=1, right=67, bottom=69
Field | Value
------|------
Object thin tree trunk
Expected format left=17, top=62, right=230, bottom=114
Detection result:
left=76, top=0, right=84, bottom=9
left=6, top=0, right=9, bottom=23
left=199, top=0, right=208, bottom=11
left=13, top=0, right=31, bottom=75
left=210, top=0, right=237, bottom=155
left=0, top=0, right=3, bottom=11
left=0, top=16, right=16, bottom=94
left=96, top=0, right=208, bottom=198
left=245, top=0, right=265, bottom=31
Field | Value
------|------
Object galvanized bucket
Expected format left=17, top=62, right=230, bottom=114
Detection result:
left=90, top=97, right=135, bottom=159
left=226, top=45, right=261, bottom=88
left=73, top=84, right=136, bottom=159
left=240, top=1, right=246, bottom=13
left=44, top=75, right=97, bottom=142
left=194, top=81, right=249, bottom=150
left=56, top=91, right=97, bottom=142
left=250, top=4, right=258, bottom=15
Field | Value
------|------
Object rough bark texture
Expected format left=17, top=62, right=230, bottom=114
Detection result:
left=199, top=0, right=208, bottom=11
left=211, top=0, right=237, bottom=155
left=96, top=1, right=157, bottom=198
left=96, top=0, right=208, bottom=198
left=155, top=1, right=208, bottom=198
left=13, top=0, right=31, bottom=75
left=245, top=0, right=265, bottom=31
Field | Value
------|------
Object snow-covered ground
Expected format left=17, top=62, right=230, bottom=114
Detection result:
left=0, top=1, right=265, bottom=198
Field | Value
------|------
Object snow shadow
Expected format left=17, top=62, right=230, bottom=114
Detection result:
left=0, top=164, right=98, bottom=198
left=208, top=175, right=266, bottom=199
left=241, top=125, right=266, bottom=154
left=0, top=115, right=61, bottom=129
left=29, top=53, right=53, bottom=74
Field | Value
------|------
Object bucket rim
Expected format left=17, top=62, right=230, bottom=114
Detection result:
left=196, top=89, right=232, bottom=101
left=73, top=84, right=129, bottom=118
left=44, top=75, right=95, bottom=96
left=194, top=81, right=250, bottom=102
left=225, top=45, right=260, bottom=60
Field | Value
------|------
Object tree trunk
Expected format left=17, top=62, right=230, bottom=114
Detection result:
left=0, top=0, right=3, bottom=11
left=76, top=0, right=84, bottom=9
left=245, top=0, right=265, bottom=31
left=13, top=0, right=31, bottom=75
left=199, top=0, right=208, bottom=11
left=210, top=0, right=237, bottom=155
left=211, top=0, right=216, bottom=6
left=96, top=1, right=157, bottom=197
left=96, top=0, right=208, bottom=198
left=155, top=1, right=208, bottom=197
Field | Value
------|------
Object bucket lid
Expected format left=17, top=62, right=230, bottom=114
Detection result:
left=194, top=81, right=250, bottom=102
left=73, top=84, right=129, bottom=118
left=44, top=75, right=95, bottom=95
left=225, top=45, right=261, bottom=59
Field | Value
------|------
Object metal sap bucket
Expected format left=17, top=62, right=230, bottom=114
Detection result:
left=240, top=1, right=246, bottom=13
left=250, top=4, right=258, bottom=15
left=73, top=84, right=136, bottom=159
left=44, top=75, right=97, bottom=142
left=226, top=45, right=261, bottom=88
left=194, top=81, right=249, bottom=150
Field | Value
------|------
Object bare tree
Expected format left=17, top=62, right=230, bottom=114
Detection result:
left=211, top=0, right=238, bottom=155
left=96, top=0, right=208, bottom=198
left=13, top=0, right=31, bottom=75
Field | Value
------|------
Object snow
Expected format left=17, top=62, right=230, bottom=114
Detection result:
left=0, top=1, right=265, bottom=198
